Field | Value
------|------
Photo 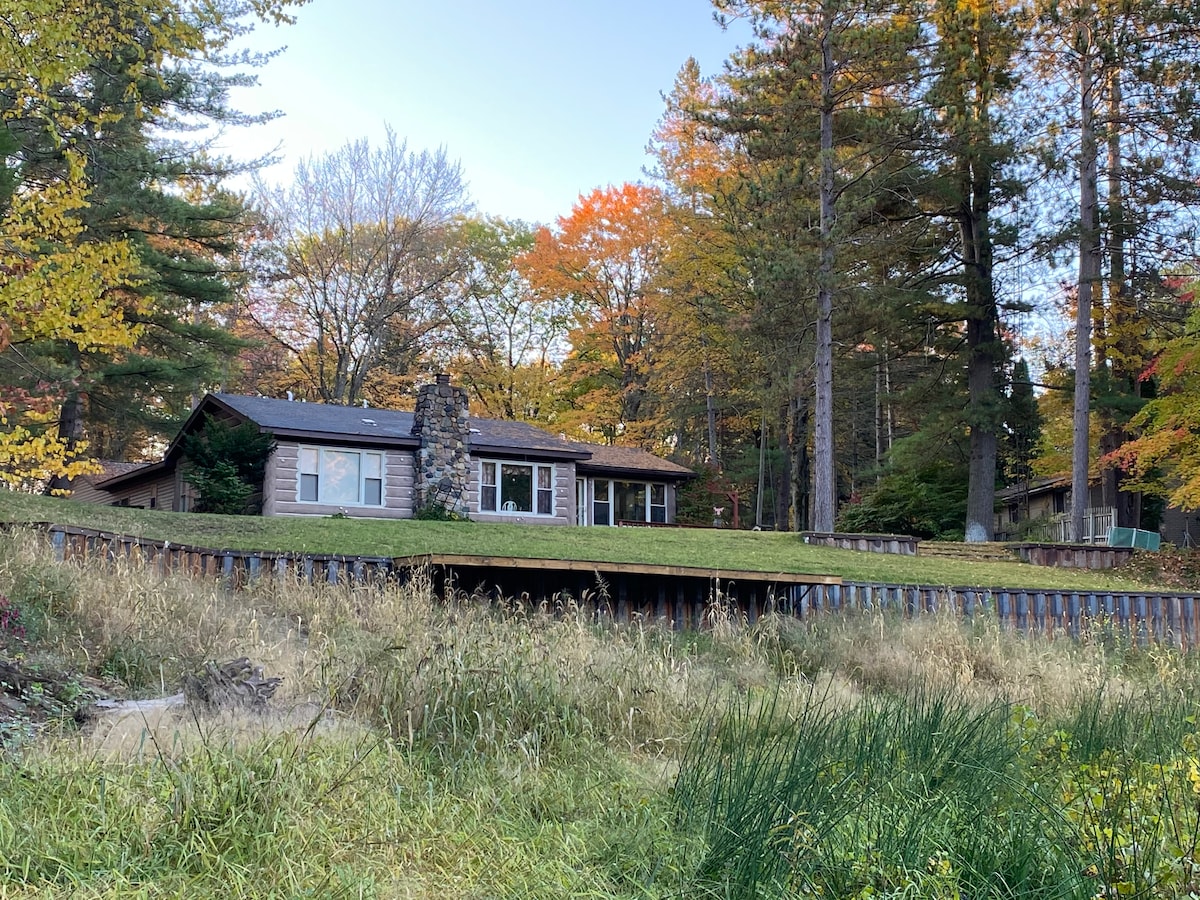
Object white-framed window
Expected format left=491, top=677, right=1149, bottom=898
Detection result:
left=479, top=460, right=555, bottom=515
left=593, top=479, right=612, bottom=526
left=297, top=446, right=384, bottom=506
left=649, top=483, right=668, bottom=523
left=591, top=479, right=669, bottom=525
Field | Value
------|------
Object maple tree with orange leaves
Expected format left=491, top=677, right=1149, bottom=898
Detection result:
left=519, top=184, right=673, bottom=448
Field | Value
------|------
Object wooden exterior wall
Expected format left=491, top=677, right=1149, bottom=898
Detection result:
left=92, top=470, right=179, bottom=511
left=995, top=484, right=1106, bottom=539
left=263, top=440, right=415, bottom=519
left=67, top=480, right=117, bottom=506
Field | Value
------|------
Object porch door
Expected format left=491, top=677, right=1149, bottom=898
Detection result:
left=575, top=478, right=588, bottom=526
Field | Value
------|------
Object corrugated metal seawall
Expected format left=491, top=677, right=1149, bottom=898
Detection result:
left=34, top=524, right=1200, bottom=647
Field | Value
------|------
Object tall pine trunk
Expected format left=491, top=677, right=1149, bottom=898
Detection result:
left=962, top=156, right=1000, bottom=542
left=1072, top=40, right=1099, bottom=543
left=787, top=374, right=811, bottom=531
left=812, top=8, right=837, bottom=532
left=1099, top=71, right=1140, bottom=529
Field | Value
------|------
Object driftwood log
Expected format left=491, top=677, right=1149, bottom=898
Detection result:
left=89, top=658, right=283, bottom=721
left=0, top=657, right=284, bottom=742
left=0, top=658, right=124, bottom=746
left=182, top=657, right=283, bottom=712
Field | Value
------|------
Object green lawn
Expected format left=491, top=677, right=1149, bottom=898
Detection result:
left=0, top=489, right=1173, bottom=591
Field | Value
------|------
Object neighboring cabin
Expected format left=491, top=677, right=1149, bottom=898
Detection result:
left=994, top=475, right=1198, bottom=547
left=73, top=376, right=694, bottom=526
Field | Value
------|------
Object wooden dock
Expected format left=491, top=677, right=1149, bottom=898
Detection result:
left=396, top=552, right=840, bottom=628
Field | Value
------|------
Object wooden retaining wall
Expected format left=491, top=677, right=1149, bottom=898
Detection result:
left=1012, top=543, right=1137, bottom=569
left=804, top=533, right=1139, bottom=570
left=30, top=524, right=1200, bottom=647
left=801, top=531, right=920, bottom=555
left=46, top=526, right=400, bottom=588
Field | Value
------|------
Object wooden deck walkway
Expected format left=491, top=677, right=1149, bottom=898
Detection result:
left=397, top=552, right=840, bottom=628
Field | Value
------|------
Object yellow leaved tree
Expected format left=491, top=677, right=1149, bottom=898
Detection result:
left=0, top=0, right=305, bottom=489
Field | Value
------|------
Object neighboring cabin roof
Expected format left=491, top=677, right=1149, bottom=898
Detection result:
left=96, top=393, right=692, bottom=489
left=995, top=476, right=1070, bottom=503
left=85, top=460, right=149, bottom=483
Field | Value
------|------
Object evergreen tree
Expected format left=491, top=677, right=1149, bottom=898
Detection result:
left=1002, top=357, right=1044, bottom=525
left=918, top=0, right=1024, bottom=541
left=181, top=415, right=275, bottom=515
left=0, top=0, right=304, bottom=483
left=710, top=0, right=923, bottom=530
left=1030, top=0, right=1200, bottom=534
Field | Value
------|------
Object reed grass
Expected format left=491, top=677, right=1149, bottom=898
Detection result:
left=3, top=529, right=1200, bottom=897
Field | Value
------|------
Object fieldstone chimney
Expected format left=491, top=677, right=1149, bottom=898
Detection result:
left=412, top=374, right=470, bottom=514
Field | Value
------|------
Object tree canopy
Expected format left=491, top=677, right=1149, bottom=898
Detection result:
left=8, top=0, right=1200, bottom=536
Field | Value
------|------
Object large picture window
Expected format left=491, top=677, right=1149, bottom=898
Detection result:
left=298, top=447, right=384, bottom=506
left=480, top=461, right=555, bottom=515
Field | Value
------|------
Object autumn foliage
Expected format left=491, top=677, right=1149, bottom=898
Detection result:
left=519, top=184, right=672, bottom=447
left=1104, top=293, right=1200, bottom=511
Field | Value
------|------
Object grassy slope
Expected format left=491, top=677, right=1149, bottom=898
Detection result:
left=0, top=489, right=1170, bottom=591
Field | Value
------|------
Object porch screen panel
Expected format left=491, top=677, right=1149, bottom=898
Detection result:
left=614, top=482, right=647, bottom=523
left=593, top=480, right=611, bottom=526
left=650, top=484, right=667, bottom=523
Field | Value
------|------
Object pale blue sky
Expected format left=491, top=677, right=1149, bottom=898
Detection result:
left=222, top=1, right=751, bottom=224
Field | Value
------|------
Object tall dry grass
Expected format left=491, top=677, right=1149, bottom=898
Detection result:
left=5, top=528, right=1200, bottom=898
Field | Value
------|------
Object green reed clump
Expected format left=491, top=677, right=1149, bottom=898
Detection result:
left=674, top=683, right=1095, bottom=900
left=0, top=730, right=398, bottom=896
left=1031, top=689, right=1200, bottom=899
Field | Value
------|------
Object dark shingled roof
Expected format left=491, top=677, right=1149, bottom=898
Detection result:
left=70, top=460, right=149, bottom=490
left=93, top=460, right=149, bottom=480
left=213, top=394, right=419, bottom=445
left=574, top=443, right=694, bottom=479
left=211, top=393, right=588, bottom=459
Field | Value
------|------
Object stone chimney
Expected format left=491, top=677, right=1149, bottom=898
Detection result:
left=412, top=374, right=470, bottom=514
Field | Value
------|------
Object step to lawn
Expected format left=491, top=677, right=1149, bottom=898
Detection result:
left=918, top=541, right=1021, bottom=563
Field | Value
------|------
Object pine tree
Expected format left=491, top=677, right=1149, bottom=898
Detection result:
left=710, top=0, right=922, bottom=530
left=919, top=0, right=1024, bottom=541
left=1031, top=0, right=1200, bottom=535
left=1, top=0, right=305, bottom=486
